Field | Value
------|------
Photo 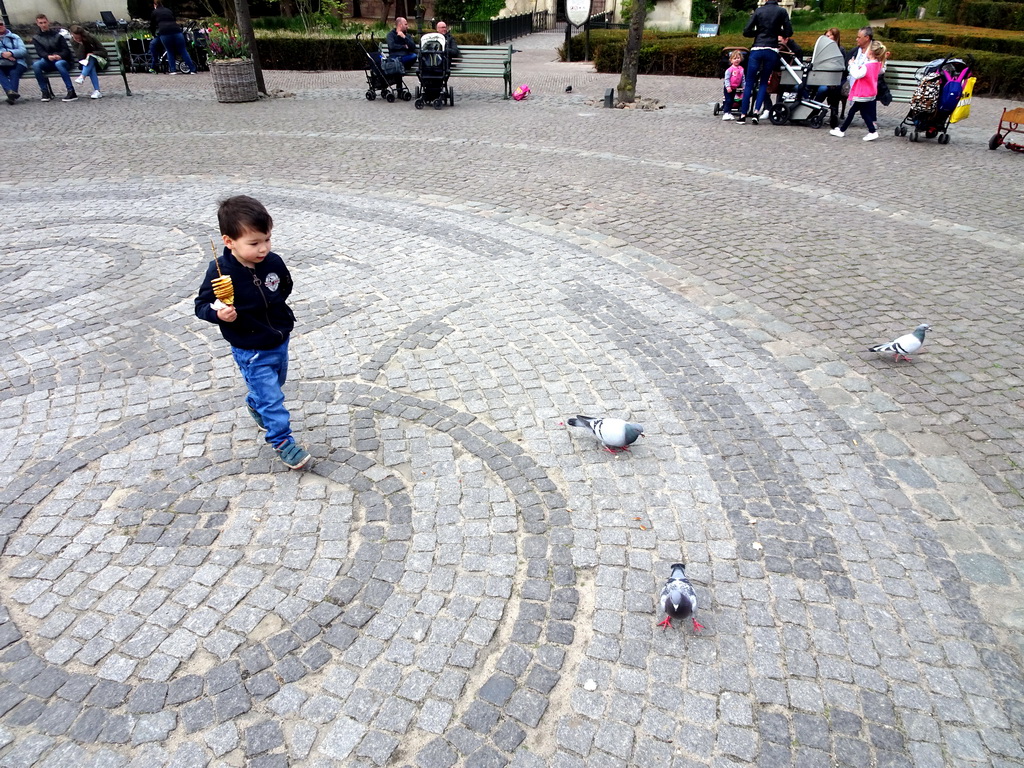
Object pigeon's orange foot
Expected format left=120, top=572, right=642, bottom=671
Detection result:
left=692, top=619, right=705, bottom=632
left=657, top=617, right=673, bottom=630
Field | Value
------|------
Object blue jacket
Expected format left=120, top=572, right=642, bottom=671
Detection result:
left=195, top=248, right=296, bottom=351
left=0, top=29, right=27, bottom=67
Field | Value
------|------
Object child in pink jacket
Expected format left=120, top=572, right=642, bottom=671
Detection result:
left=831, top=40, right=885, bottom=141
left=721, top=50, right=746, bottom=121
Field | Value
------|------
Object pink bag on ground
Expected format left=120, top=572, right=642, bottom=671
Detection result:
left=513, top=84, right=530, bottom=101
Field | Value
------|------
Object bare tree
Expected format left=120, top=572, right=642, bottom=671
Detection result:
left=234, top=0, right=266, bottom=95
left=616, top=0, right=648, bottom=104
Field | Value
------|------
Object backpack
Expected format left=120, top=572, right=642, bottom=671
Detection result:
left=513, top=83, right=530, bottom=101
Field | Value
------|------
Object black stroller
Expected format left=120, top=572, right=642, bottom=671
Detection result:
left=414, top=32, right=454, bottom=110
left=357, top=32, right=412, bottom=103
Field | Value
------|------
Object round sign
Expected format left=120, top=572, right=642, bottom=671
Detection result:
left=566, top=0, right=592, bottom=27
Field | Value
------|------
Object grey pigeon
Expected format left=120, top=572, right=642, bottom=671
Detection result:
left=566, top=415, right=643, bottom=453
left=658, top=563, right=703, bottom=631
left=869, top=323, right=930, bottom=362
left=565, top=84, right=572, bottom=92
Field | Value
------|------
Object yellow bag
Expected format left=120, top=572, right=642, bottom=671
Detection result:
left=950, top=77, right=976, bottom=123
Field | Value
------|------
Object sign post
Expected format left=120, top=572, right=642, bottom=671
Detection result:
left=566, top=0, right=593, bottom=62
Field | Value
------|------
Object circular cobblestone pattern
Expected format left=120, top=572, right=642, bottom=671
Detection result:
left=1, top=34, right=1023, bottom=768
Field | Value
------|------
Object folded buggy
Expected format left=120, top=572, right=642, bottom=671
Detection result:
left=769, top=35, right=845, bottom=128
left=896, top=56, right=972, bottom=144
left=415, top=32, right=454, bottom=110
left=357, top=32, right=412, bottom=103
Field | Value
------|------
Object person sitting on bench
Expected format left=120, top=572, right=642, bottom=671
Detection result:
left=386, top=17, right=417, bottom=69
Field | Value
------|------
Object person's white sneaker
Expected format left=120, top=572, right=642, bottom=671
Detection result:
left=74, top=75, right=85, bottom=84
left=168, top=71, right=177, bottom=76
left=829, top=128, right=845, bottom=137
left=90, top=90, right=102, bottom=99
left=863, top=132, right=879, bottom=141
left=722, top=113, right=734, bottom=121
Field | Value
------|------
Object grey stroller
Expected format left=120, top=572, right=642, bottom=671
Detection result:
left=770, top=35, right=845, bottom=128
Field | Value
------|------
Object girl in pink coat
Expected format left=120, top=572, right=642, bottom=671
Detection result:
left=831, top=40, right=886, bottom=141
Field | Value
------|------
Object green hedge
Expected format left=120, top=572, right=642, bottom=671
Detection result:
left=885, top=23, right=1024, bottom=53
left=961, top=2, right=1024, bottom=29
left=567, top=29, right=1023, bottom=96
left=227, top=32, right=485, bottom=70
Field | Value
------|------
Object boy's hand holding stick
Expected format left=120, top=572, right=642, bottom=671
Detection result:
left=209, top=238, right=238, bottom=322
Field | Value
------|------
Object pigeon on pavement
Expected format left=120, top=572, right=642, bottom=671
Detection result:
left=869, top=324, right=930, bottom=362
left=658, top=563, right=704, bottom=631
left=566, top=415, right=643, bottom=453
left=565, top=84, right=573, bottom=92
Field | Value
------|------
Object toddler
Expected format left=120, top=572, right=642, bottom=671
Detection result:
left=721, top=50, right=745, bottom=121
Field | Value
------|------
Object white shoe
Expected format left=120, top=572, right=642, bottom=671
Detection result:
left=168, top=71, right=177, bottom=76
left=829, top=128, right=845, bottom=137
left=863, top=132, right=879, bottom=141
left=74, top=75, right=85, bottom=84
left=90, top=90, right=102, bottom=99
left=721, top=113, right=734, bottom=121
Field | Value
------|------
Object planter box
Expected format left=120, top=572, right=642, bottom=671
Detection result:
left=211, top=58, right=258, bottom=103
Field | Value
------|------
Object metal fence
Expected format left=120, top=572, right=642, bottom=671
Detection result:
left=437, top=11, right=550, bottom=45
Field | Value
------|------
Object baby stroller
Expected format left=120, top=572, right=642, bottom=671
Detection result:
left=769, top=36, right=845, bottom=128
left=415, top=32, right=454, bottom=110
left=897, top=56, right=972, bottom=144
left=357, top=32, right=412, bottom=103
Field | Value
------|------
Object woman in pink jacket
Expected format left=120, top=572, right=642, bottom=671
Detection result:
left=830, top=40, right=886, bottom=141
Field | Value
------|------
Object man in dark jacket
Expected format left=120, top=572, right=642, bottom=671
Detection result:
left=436, top=21, right=460, bottom=59
left=737, top=0, right=792, bottom=124
left=386, top=17, right=417, bottom=69
left=31, top=14, right=76, bottom=102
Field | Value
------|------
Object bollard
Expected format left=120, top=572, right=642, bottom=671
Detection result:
left=604, top=88, right=614, bottom=108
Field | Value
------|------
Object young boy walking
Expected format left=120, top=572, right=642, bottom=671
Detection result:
left=194, top=195, right=311, bottom=470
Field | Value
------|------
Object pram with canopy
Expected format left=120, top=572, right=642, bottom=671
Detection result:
left=769, top=35, right=845, bottom=128
left=414, top=32, right=454, bottom=109
left=357, top=31, right=412, bottom=103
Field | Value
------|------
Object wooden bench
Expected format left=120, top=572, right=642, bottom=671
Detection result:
left=24, top=35, right=131, bottom=97
left=380, top=43, right=513, bottom=99
left=883, top=59, right=925, bottom=104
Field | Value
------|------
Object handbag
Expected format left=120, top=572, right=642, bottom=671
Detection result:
left=877, top=75, right=892, bottom=106
left=381, top=58, right=404, bottom=76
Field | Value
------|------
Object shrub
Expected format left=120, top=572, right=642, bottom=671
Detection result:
left=568, top=28, right=1023, bottom=96
left=883, top=21, right=1024, bottom=54
left=962, top=2, right=1024, bottom=29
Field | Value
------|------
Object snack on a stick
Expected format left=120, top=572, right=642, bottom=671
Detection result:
left=211, top=275, right=234, bottom=305
left=209, top=237, right=234, bottom=305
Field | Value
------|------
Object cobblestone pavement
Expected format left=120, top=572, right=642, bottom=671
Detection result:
left=1, top=29, right=1023, bottom=768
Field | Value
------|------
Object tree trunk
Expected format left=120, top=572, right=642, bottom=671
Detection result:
left=616, top=0, right=647, bottom=104
left=379, top=0, right=395, bottom=25
left=234, top=0, right=267, bottom=95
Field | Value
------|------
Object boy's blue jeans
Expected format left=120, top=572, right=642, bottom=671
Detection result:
left=231, top=340, right=293, bottom=447
left=33, top=57, right=74, bottom=92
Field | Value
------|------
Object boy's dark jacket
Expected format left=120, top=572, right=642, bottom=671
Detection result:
left=195, top=248, right=295, bottom=351
left=32, top=28, right=72, bottom=62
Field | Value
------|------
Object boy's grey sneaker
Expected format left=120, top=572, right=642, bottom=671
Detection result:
left=276, top=441, right=311, bottom=470
left=246, top=403, right=267, bottom=431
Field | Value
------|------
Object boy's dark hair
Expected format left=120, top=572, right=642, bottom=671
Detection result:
left=218, top=195, right=273, bottom=238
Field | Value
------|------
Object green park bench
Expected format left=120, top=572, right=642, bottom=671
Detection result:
left=23, top=36, right=131, bottom=96
left=883, top=59, right=925, bottom=104
left=380, top=43, right=514, bottom=99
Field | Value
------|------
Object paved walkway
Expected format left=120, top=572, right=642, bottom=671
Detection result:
left=1, top=29, right=1023, bottom=768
